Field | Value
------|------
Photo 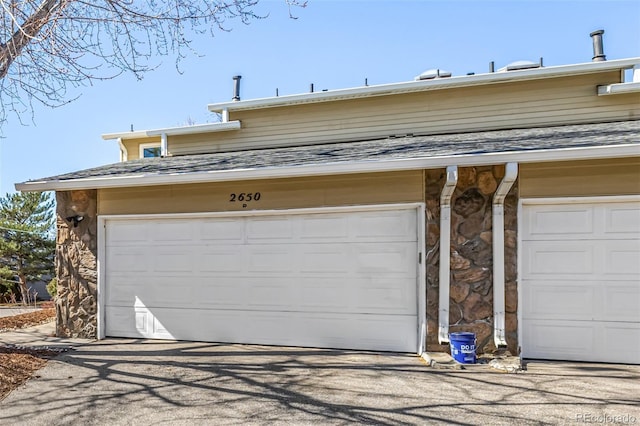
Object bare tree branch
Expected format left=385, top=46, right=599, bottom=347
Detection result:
left=0, top=0, right=307, bottom=127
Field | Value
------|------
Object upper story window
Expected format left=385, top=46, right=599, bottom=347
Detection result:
left=140, top=143, right=161, bottom=158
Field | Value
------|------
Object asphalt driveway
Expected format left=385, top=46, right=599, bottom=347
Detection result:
left=1, top=335, right=639, bottom=425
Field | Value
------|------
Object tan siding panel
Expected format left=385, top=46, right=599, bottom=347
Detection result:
left=166, top=72, right=639, bottom=155
left=122, top=136, right=161, bottom=161
left=520, top=158, right=640, bottom=198
left=98, top=171, right=424, bottom=215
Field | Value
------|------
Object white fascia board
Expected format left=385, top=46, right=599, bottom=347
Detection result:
left=208, top=58, right=640, bottom=113
left=15, top=144, right=640, bottom=192
left=101, top=121, right=241, bottom=140
left=102, top=130, right=149, bottom=140
left=598, top=81, right=640, bottom=95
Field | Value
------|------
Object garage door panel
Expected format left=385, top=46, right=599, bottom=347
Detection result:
left=524, top=241, right=640, bottom=279
left=522, top=200, right=640, bottom=364
left=247, top=247, right=294, bottom=272
left=355, top=243, right=417, bottom=273
left=300, top=216, right=349, bottom=239
left=604, top=204, right=640, bottom=236
left=108, top=275, right=418, bottom=315
left=603, top=324, right=640, bottom=364
left=107, top=221, right=150, bottom=244
left=106, top=279, right=139, bottom=305
left=151, top=220, right=194, bottom=242
left=300, top=247, right=351, bottom=273
left=524, top=320, right=596, bottom=360
left=524, top=206, right=594, bottom=237
left=105, top=207, right=420, bottom=353
left=523, top=242, right=594, bottom=275
left=523, top=279, right=640, bottom=323
left=153, top=250, right=195, bottom=273
left=604, top=283, right=640, bottom=322
left=524, top=319, right=640, bottom=364
left=523, top=280, right=595, bottom=319
left=353, top=210, right=417, bottom=240
left=105, top=306, right=153, bottom=338
left=605, top=241, right=640, bottom=275
left=247, top=217, right=293, bottom=240
left=199, top=248, right=245, bottom=272
left=356, top=283, right=415, bottom=314
left=199, top=219, right=245, bottom=241
left=107, top=248, right=149, bottom=273
left=109, top=283, right=197, bottom=308
left=106, top=305, right=417, bottom=353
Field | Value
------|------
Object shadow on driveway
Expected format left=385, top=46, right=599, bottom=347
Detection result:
left=1, top=338, right=639, bottom=425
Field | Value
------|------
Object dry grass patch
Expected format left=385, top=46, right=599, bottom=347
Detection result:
left=0, top=308, right=59, bottom=400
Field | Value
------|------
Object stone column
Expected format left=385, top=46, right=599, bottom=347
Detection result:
left=55, top=190, right=98, bottom=338
left=425, top=166, right=518, bottom=355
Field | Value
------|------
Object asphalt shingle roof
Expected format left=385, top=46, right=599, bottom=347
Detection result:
left=24, top=120, right=640, bottom=185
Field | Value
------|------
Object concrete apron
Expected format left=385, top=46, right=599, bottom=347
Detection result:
left=1, top=321, right=521, bottom=371
left=0, top=307, right=42, bottom=318
left=1, top=331, right=638, bottom=426
left=0, top=322, right=91, bottom=349
left=2, top=322, right=520, bottom=371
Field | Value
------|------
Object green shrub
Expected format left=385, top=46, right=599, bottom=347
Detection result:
left=46, top=278, right=57, bottom=299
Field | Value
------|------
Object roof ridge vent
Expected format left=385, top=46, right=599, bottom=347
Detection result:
left=415, top=68, right=452, bottom=81
left=498, top=59, right=543, bottom=72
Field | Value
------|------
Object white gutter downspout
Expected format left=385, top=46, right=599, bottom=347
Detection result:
left=117, top=138, right=128, bottom=162
left=221, top=108, right=229, bottom=123
left=438, top=165, right=458, bottom=344
left=493, top=162, right=518, bottom=348
left=160, top=133, right=168, bottom=157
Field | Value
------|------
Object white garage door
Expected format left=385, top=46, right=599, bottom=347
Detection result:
left=102, top=207, right=421, bottom=353
left=522, top=199, right=640, bottom=364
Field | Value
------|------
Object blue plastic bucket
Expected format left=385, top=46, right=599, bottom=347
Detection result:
left=449, top=332, right=476, bottom=364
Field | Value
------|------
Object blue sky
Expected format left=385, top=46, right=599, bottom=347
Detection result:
left=1, top=0, right=639, bottom=196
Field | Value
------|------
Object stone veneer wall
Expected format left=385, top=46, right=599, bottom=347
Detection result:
left=425, top=166, right=518, bottom=355
left=55, top=190, right=98, bottom=338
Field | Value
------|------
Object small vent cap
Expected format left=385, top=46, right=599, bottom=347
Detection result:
left=498, top=60, right=541, bottom=72
left=415, top=68, right=452, bottom=80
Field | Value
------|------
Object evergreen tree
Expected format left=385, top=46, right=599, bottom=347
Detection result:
left=0, top=192, right=55, bottom=304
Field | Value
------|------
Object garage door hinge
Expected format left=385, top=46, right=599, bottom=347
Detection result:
left=418, top=252, right=422, bottom=264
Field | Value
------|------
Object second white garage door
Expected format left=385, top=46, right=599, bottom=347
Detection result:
left=102, top=206, right=421, bottom=353
left=521, top=198, right=640, bottom=364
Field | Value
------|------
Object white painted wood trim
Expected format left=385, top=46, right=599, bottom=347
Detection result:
left=98, top=203, right=425, bottom=221
left=598, top=81, right=640, bottom=96
left=492, top=163, right=518, bottom=348
left=139, top=142, right=161, bottom=159
left=417, top=204, right=427, bottom=355
left=516, top=199, right=523, bottom=360
left=438, top=166, right=458, bottom=344
left=102, top=121, right=241, bottom=140
left=521, top=195, right=640, bottom=205
left=97, top=216, right=106, bottom=340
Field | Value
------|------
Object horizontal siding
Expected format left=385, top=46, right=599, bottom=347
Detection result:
left=520, top=157, right=640, bottom=198
left=123, top=136, right=161, bottom=161
left=98, top=171, right=424, bottom=215
left=164, top=72, right=638, bottom=156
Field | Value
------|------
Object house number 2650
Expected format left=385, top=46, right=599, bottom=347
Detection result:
left=229, top=192, right=261, bottom=208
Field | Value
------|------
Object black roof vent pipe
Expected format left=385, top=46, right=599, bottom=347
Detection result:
left=232, top=75, right=242, bottom=101
left=590, top=30, right=606, bottom=62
